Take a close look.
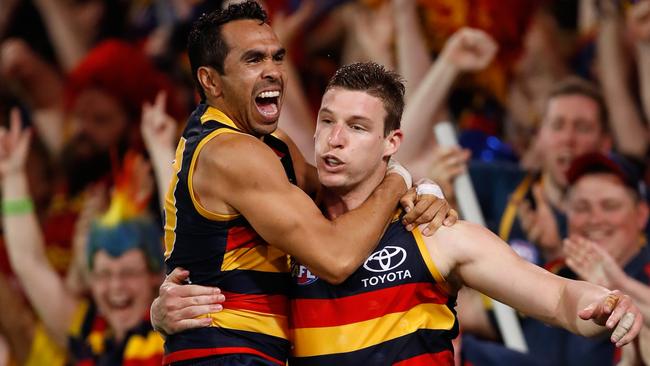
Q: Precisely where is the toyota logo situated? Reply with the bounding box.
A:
[363,246,407,273]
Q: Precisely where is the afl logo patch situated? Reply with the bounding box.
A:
[291,261,318,285]
[363,246,407,273]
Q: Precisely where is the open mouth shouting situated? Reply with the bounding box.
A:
[255,90,281,121]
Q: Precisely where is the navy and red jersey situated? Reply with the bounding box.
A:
[289,212,459,366]
[163,104,295,365]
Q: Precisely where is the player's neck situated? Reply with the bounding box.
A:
[321,174,384,220]
[321,188,373,220]
[208,99,258,137]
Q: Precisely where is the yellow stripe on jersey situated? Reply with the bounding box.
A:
[187,128,245,221]
[292,303,455,357]
[200,106,240,130]
[164,137,186,257]
[413,229,451,294]
[222,245,290,273]
[123,332,165,359]
[197,308,289,340]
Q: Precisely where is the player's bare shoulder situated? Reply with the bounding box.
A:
[197,132,279,178]
[191,131,286,215]
[423,221,495,275]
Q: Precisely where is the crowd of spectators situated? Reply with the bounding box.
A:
[0,0,648,365]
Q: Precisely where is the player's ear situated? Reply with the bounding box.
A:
[197,66,223,98]
[383,129,403,158]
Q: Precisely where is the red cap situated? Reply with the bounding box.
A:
[567,152,646,199]
[65,39,186,123]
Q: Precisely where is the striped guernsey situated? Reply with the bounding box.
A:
[289,212,459,366]
[162,104,295,365]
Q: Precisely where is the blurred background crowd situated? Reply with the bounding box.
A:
[0,0,649,365]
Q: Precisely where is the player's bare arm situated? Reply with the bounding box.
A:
[426,221,643,347]
[193,132,406,284]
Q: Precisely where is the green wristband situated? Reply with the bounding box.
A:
[2,198,34,215]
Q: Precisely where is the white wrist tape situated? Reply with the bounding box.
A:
[416,183,445,199]
[387,159,412,189]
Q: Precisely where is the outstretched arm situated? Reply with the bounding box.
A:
[428,221,643,346]
[0,109,78,347]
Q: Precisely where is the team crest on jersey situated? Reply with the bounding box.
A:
[291,259,318,285]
